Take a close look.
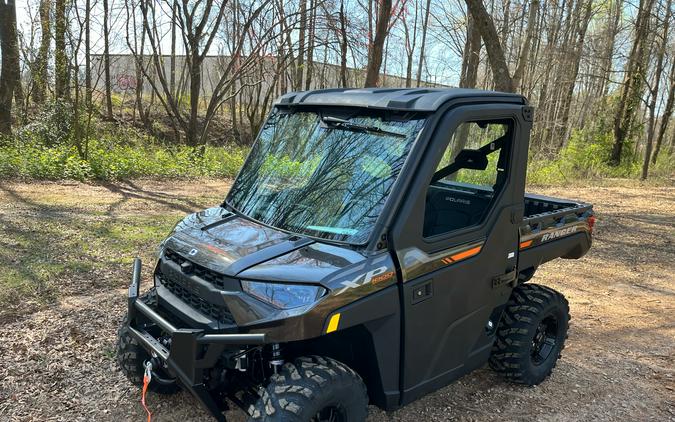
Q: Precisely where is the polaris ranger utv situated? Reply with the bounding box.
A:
[117,88,594,421]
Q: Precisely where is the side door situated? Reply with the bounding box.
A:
[391,104,531,403]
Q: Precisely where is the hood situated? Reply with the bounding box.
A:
[164,207,366,284]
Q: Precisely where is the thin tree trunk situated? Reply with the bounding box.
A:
[103,0,113,119]
[364,0,393,87]
[511,0,539,90]
[85,0,92,106]
[304,0,316,90]
[415,0,432,87]
[170,1,177,96]
[339,0,348,87]
[55,0,69,100]
[296,0,307,90]
[459,12,481,88]
[34,0,51,104]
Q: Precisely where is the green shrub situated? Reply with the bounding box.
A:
[525,128,672,185]
[0,138,247,181]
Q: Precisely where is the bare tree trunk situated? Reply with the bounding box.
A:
[459,12,481,88]
[402,6,418,88]
[85,0,92,106]
[465,0,514,92]
[339,0,348,87]
[103,0,113,119]
[55,0,69,100]
[296,0,307,90]
[34,0,51,104]
[170,1,177,96]
[610,0,656,165]
[557,0,593,148]
[511,0,539,90]
[364,0,393,87]
[641,0,671,179]
[652,59,675,164]
[415,0,432,87]
[0,0,20,135]
[304,0,316,90]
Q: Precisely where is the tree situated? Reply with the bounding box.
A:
[103,0,113,119]
[459,12,481,89]
[610,0,656,165]
[364,0,393,87]
[641,0,672,179]
[338,0,349,87]
[651,59,675,164]
[55,0,69,100]
[34,0,51,104]
[133,0,276,145]
[0,0,20,134]
[296,0,308,90]
[511,0,540,90]
[464,0,514,92]
[415,0,432,87]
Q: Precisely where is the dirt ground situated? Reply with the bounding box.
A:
[0,180,673,421]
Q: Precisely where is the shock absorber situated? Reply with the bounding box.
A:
[270,343,284,374]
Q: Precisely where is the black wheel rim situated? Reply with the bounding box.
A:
[312,405,346,422]
[531,314,558,365]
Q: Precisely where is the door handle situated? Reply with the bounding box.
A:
[412,280,433,304]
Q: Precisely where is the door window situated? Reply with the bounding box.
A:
[423,120,513,238]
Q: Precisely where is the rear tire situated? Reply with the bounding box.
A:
[248,356,368,422]
[489,283,570,385]
[116,290,181,395]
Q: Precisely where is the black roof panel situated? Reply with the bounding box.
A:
[274,87,526,111]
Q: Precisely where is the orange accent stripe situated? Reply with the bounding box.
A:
[449,245,482,262]
[519,240,533,249]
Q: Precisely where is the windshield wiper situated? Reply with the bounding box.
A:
[321,116,405,138]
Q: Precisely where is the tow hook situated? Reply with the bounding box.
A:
[141,361,153,421]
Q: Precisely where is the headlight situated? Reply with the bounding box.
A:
[241,280,326,309]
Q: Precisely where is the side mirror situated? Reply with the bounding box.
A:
[454,149,488,170]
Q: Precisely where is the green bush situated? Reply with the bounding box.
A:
[526,128,672,185]
[0,139,247,181]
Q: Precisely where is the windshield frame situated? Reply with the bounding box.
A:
[224,105,429,247]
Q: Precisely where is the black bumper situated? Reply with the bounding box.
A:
[126,258,266,421]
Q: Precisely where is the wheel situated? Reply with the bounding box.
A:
[248,356,368,422]
[116,289,181,395]
[489,283,570,385]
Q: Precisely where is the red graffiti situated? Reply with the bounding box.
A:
[117,74,137,91]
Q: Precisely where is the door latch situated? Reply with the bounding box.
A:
[412,280,433,304]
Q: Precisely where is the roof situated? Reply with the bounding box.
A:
[274,87,526,112]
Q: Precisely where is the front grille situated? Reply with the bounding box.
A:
[164,248,229,289]
[157,272,235,326]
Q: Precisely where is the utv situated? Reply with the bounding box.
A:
[117,88,594,421]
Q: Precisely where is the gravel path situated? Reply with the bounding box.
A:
[1,181,673,421]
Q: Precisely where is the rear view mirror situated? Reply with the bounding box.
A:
[454,149,488,170]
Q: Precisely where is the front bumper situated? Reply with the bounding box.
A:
[126,258,266,421]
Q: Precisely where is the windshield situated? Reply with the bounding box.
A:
[227,109,426,244]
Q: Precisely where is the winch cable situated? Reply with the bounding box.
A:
[141,361,153,422]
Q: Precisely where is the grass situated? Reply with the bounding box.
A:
[0,180,229,322]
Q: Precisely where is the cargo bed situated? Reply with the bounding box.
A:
[518,193,594,272]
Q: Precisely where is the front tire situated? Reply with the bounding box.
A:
[248,356,368,422]
[489,283,570,385]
